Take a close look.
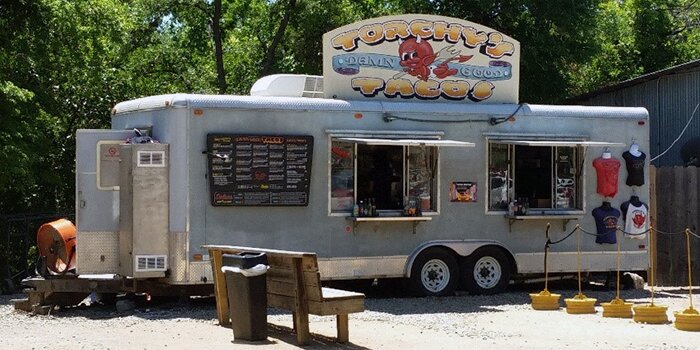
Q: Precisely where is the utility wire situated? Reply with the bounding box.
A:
[650,102,700,163]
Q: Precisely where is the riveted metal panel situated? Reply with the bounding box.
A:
[168,231,188,283]
[318,256,407,280]
[186,261,214,284]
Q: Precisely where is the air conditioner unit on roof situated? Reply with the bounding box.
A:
[250,74,324,98]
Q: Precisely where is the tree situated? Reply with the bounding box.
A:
[567,0,700,97]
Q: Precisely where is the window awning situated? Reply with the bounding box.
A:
[337,137,475,148]
[496,140,625,147]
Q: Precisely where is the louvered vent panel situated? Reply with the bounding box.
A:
[135,255,167,271]
[137,151,166,167]
[302,76,324,98]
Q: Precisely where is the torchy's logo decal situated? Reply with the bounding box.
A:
[325,17,519,102]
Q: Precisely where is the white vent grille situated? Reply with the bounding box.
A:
[250,74,324,98]
[135,255,167,272]
[302,76,324,98]
[137,151,166,167]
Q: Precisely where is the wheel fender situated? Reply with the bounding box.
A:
[404,240,515,278]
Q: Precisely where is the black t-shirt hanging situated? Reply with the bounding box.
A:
[622,151,645,186]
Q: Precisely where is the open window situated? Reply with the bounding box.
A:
[487,138,623,214]
[330,136,473,215]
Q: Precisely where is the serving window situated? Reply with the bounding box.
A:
[487,140,584,213]
[330,136,473,214]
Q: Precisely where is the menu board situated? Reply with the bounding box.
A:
[208,134,314,206]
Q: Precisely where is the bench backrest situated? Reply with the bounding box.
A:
[208,246,324,308]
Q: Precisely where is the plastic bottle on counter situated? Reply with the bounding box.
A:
[508,200,515,216]
[353,202,359,217]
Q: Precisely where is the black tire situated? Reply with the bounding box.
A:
[409,247,459,297]
[462,246,511,295]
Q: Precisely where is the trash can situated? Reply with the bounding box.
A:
[222,252,269,341]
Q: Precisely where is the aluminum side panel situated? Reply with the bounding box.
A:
[515,251,649,273]
[76,129,133,233]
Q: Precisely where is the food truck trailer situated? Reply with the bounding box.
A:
[67,15,651,297]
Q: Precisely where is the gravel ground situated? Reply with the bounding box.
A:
[3,282,700,349]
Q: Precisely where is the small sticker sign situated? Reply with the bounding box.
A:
[450,182,477,202]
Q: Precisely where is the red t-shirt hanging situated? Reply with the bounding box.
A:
[593,157,621,197]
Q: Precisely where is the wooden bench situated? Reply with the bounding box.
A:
[205,245,365,345]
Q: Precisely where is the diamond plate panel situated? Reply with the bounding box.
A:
[168,231,188,283]
[318,256,407,280]
[188,261,214,284]
[76,232,119,274]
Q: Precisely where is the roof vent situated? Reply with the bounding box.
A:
[250,74,324,98]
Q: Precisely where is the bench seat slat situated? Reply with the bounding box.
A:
[309,298,365,316]
[321,287,365,300]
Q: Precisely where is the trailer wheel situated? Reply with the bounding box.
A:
[462,247,510,295]
[409,248,459,296]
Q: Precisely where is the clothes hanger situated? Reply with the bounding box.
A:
[629,138,641,156]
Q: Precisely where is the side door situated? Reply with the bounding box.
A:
[75,129,134,274]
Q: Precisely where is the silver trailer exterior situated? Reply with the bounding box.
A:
[76,94,649,295]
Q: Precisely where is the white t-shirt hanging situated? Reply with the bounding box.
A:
[624,203,648,239]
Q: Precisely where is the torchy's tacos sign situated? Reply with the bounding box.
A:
[322,15,520,103]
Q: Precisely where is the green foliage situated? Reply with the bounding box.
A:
[1,0,699,217]
[390,0,603,103]
[1,0,699,282]
[567,0,700,96]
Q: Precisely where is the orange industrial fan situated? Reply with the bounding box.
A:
[36,219,77,274]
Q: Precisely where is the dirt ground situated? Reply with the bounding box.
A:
[3,282,700,349]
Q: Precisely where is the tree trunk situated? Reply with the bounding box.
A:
[260,0,297,77]
[212,0,227,94]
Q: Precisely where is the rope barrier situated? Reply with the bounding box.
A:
[649,227,687,235]
[546,225,579,246]
[537,222,698,316]
[615,227,651,236]
[545,224,694,244]
[578,226,609,237]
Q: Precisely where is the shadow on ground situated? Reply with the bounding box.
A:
[261,324,371,350]
[3,278,695,319]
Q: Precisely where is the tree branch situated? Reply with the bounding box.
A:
[212,0,227,93]
[260,0,297,77]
